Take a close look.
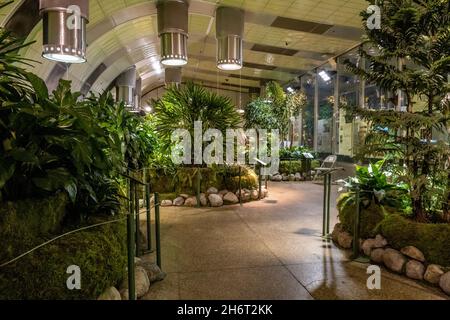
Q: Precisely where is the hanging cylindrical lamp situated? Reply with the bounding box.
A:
[165,67,182,86]
[39,0,89,64]
[157,0,189,67]
[216,7,245,71]
[116,66,137,110]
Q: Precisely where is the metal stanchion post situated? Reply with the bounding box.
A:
[127,180,136,300]
[239,166,243,206]
[155,193,162,269]
[258,165,262,200]
[196,169,201,208]
[352,185,361,258]
[326,173,332,235]
[145,183,152,252]
[134,181,140,257]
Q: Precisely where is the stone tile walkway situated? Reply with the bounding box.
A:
[142,182,448,300]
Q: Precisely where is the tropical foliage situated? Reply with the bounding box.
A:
[342,0,450,221]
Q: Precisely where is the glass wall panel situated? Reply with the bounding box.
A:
[301,74,315,149]
[317,71,335,153]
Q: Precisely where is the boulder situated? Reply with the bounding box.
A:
[250,190,259,200]
[180,194,190,199]
[262,188,269,198]
[139,262,167,283]
[223,192,239,205]
[121,266,150,298]
[383,249,407,274]
[331,223,344,244]
[218,190,229,198]
[206,187,219,195]
[98,287,121,300]
[236,190,251,202]
[337,231,353,249]
[184,196,198,207]
[362,239,376,256]
[288,174,296,181]
[405,260,425,280]
[439,272,450,295]
[424,264,444,285]
[119,289,129,300]
[208,194,223,207]
[370,248,385,264]
[282,175,289,181]
[401,246,425,262]
[173,197,185,206]
[161,200,173,207]
[373,234,388,248]
[295,173,302,181]
[271,175,283,182]
[199,193,208,207]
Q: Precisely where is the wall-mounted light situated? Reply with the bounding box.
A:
[157,0,189,67]
[287,87,295,93]
[39,0,89,64]
[216,7,245,71]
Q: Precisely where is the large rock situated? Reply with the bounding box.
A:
[173,197,185,206]
[161,200,173,207]
[288,174,296,181]
[136,260,167,283]
[218,190,229,198]
[199,193,208,207]
[282,175,289,181]
[401,246,425,262]
[362,239,376,256]
[271,175,282,182]
[184,196,198,207]
[373,234,388,248]
[424,264,444,285]
[250,190,259,200]
[122,266,151,298]
[439,272,450,295]
[405,260,425,280]
[337,231,353,249]
[180,194,190,199]
[331,223,344,244]
[262,188,269,198]
[383,249,407,274]
[236,190,251,202]
[206,187,219,195]
[119,289,129,300]
[295,173,302,181]
[98,287,121,300]
[208,194,223,207]
[223,192,239,205]
[370,248,385,264]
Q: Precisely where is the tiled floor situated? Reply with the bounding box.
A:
[141,182,448,300]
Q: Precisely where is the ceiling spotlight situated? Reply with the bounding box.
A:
[216,7,245,71]
[319,70,331,82]
[39,0,89,64]
[144,105,153,113]
[237,109,245,114]
[287,87,295,93]
[157,0,189,67]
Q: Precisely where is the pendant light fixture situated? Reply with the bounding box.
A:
[157,0,189,67]
[165,67,182,86]
[116,66,137,111]
[216,7,245,71]
[39,0,89,64]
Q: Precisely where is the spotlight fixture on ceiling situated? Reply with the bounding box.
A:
[318,70,331,82]
[216,7,245,71]
[116,66,137,111]
[39,0,89,64]
[287,87,295,93]
[157,0,189,67]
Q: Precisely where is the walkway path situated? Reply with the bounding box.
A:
[143,182,447,300]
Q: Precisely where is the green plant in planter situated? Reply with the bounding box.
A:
[338,159,412,215]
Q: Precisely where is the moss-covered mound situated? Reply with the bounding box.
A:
[0,217,127,300]
[378,214,450,266]
[337,193,387,239]
[0,193,68,262]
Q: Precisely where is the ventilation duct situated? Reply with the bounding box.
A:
[216,7,244,71]
[116,67,137,111]
[165,67,182,86]
[157,0,189,67]
[39,0,89,64]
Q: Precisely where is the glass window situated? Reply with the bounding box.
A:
[301,75,315,149]
[317,70,335,153]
